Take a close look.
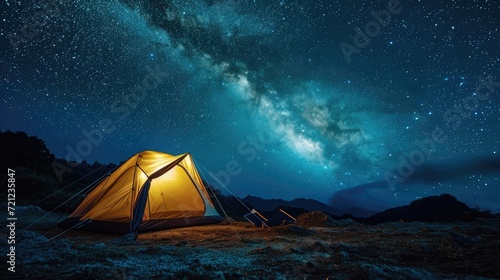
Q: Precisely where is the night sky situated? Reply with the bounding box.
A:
[1,0,499,212]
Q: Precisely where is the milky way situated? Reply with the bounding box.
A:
[1,0,499,211]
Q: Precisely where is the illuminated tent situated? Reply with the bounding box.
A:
[59,151,223,234]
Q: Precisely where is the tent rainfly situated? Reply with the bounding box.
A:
[59,151,223,234]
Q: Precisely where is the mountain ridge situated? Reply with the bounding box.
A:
[242,195,377,217]
[355,193,493,225]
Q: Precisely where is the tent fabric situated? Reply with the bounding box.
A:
[59,151,223,234]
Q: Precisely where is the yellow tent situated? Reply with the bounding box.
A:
[59,151,222,234]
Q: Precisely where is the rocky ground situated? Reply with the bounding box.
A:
[2,207,500,279]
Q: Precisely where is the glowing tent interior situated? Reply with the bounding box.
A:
[59,151,223,234]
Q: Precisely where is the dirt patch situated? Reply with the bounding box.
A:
[296,211,335,227]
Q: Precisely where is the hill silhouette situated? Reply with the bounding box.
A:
[356,194,492,225]
[0,131,59,201]
[242,195,376,217]
[0,130,115,210]
[242,195,341,215]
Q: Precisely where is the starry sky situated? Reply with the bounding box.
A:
[1,0,499,212]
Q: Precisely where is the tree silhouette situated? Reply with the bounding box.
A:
[0,131,57,200]
[0,130,55,174]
